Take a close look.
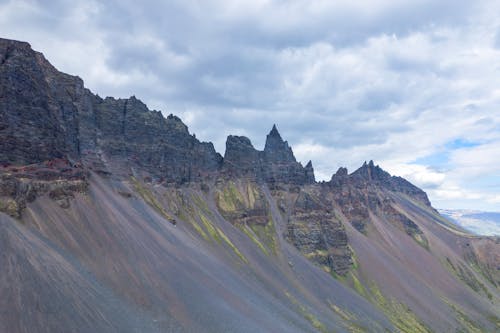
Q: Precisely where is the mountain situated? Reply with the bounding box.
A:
[439,209,500,236]
[1,37,499,333]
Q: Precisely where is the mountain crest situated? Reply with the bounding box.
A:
[222,129,315,184]
[268,124,281,138]
[264,125,296,163]
[331,160,431,206]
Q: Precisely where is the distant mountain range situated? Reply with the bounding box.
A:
[439,209,500,236]
[1,37,499,333]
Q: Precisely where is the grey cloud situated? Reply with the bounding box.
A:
[357,89,403,111]
[495,29,500,49]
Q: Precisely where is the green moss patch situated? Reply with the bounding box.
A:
[442,298,485,333]
[239,225,269,255]
[284,291,328,333]
[248,217,278,255]
[327,300,368,333]
[131,177,175,223]
[370,283,432,333]
[445,257,493,300]
[216,181,246,213]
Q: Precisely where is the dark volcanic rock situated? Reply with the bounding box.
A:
[0,39,69,164]
[263,124,295,162]
[92,95,223,183]
[0,160,88,218]
[215,181,270,226]
[0,38,222,184]
[304,160,315,183]
[223,136,262,179]
[350,160,431,206]
[262,125,315,185]
[222,125,315,185]
[285,190,353,275]
[327,161,430,243]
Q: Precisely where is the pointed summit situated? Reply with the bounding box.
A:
[304,160,315,183]
[352,160,391,183]
[264,124,295,162]
[269,124,282,139]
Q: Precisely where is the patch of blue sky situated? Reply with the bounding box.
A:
[413,152,449,169]
[444,138,481,150]
[413,138,481,169]
[464,175,500,189]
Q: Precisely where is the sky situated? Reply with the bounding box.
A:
[1,0,500,211]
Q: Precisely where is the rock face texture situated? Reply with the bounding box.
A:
[0,38,313,186]
[222,125,315,185]
[0,157,88,218]
[327,160,431,237]
[0,38,222,183]
[350,160,431,206]
[285,189,353,275]
[0,39,70,163]
[215,180,270,226]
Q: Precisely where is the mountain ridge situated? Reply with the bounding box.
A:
[1,37,499,333]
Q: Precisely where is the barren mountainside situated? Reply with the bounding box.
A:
[0,37,499,333]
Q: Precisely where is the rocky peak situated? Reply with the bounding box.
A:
[225,135,256,153]
[333,160,431,206]
[333,167,348,178]
[223,136,260,175]
[166,113,189,133]
[351,160,391,182]
[264,125,296,163]
[304,160,315,183]
[268,124,281,139]
[221,128,315,184]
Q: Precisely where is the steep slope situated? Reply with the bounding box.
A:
[1,37,499,333]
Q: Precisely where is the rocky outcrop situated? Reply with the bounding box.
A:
[222,125,315,185]
[0,39,70,164]
[0,38,222,184]
[285,189,353,275]
[350,160,431,206]
[215,181,269,226]
[92,96,223,183]
[0,159,88,218]
[222,136,262,179]
[262,125,315,185]
[327,161,428,248]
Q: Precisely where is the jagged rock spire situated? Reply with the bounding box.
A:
[264,124,295,162]
[268,124,282,139]
[304,160,315,183]
[221,125,315,184]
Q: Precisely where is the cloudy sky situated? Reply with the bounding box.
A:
[1,0,500,210]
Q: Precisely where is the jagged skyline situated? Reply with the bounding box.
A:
[1,0,499,210]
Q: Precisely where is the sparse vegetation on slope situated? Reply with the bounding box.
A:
[369,283,433,333]
[285,291,329,333]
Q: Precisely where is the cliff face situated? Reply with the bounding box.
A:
[0,38,222,183]
[0,39,70,163]
[0,38,317,186]
[1,38,499,333]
